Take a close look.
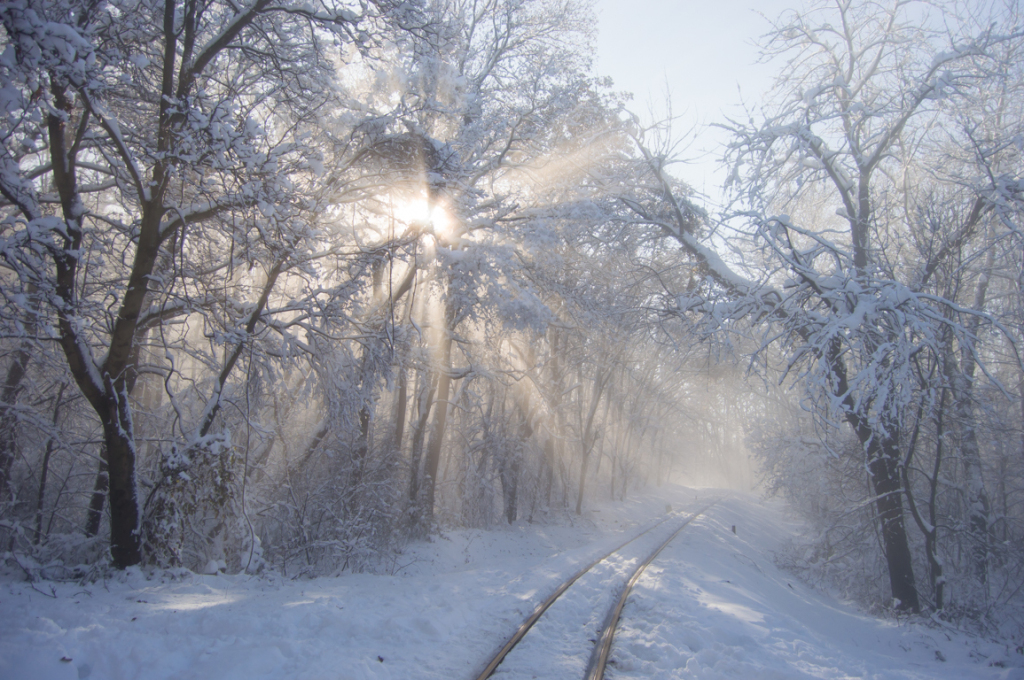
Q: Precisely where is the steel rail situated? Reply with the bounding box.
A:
[472,501,714,680]
[583,503,714,680]
[471,512,677,680]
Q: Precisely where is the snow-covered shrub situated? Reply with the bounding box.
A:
[256,430,403,577]
[753,399,1024,635]
[751,414,893,607]
[142,435,259,574]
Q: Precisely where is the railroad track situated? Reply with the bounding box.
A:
[472,501,716,680]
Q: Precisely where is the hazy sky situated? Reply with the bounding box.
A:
[594,0,797,207]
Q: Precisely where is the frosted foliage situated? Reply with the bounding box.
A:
[621,0,1024,622]
[0,0,694,584]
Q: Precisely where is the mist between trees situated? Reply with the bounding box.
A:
[1,0,1023,631]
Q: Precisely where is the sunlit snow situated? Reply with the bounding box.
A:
[2,486,1018,680]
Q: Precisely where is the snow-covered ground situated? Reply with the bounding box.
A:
[2,485,1021,680]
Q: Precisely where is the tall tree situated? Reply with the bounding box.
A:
[622,0,1024,612]
[0,0,403,567]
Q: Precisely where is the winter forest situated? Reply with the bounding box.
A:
[2,0,1024,643]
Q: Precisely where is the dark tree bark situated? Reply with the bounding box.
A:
[831,341,920,613]
[904,387,947,610]
[0,0,352,568]
[33,383,67,544]
[866,441,920,612]
[0,331,33,501]
[500,456,519,524]
[352,405,371,489]
[83,449,109,539]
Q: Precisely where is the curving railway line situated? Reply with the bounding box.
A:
[472,501,717,680]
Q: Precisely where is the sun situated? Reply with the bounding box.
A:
[393,196,455,242]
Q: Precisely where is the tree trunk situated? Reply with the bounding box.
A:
[99,391,143,568]
[351,405,371,489]
[844,412,920,612]
[608,453,615,501]
[422,330,453,522]
[543,435,555,508]
[501,393,535,525]
[500,456,519,524]
[948,368,991,584]
[865,440,919,612]
[575,449,591,516]
[575,369,609,515]
[84,449,109,539]
[34,384,66,544]
[394,368,408,453]
[827,338,920,612]
[88,334,163,536]
[407,372,436,506]
[903,386,948,610]
[936,239,995,585]
[0,331,33,501]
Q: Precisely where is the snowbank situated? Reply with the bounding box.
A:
[1,486,1020,680]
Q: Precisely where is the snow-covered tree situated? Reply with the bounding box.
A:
[627,0,1024,613]
[0,0,717,577]
[0,0,415,567]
